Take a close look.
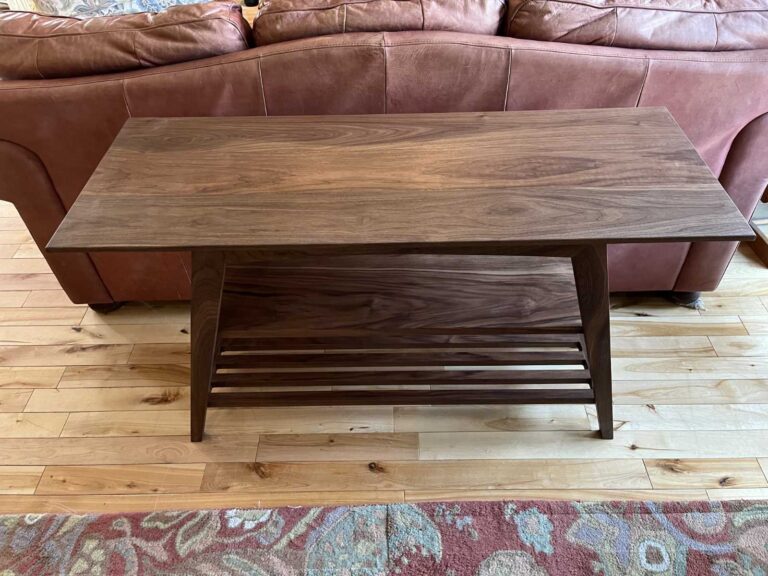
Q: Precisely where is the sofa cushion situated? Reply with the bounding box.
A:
[0,1,251,80]
[253,0,506,46]
[506,0,768,51]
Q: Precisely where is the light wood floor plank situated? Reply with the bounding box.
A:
[715,278,768,297]
[418,430,768,460]
[0,324,189,346]
[614,379,768,404]
[61,407,393,437]
[23,290,80,308]
[403,489,709,502]
[609,296,699,317]
[129,344,189,365]
[257,433,419,462]
[610,316,746,337]
[0,466,44,495]
[25,386,189,413]
[201,459,651,493]
[36,464,206,495]
[0,413,68,438]
[587,404,768,431]
[700,297,768,315]
[0,344,133,367]
[741,316,768,335]
[59,364,189,388]
[613,357,768,380]
[0,435,260,465]
[0,390,31,412]
[0,291,30,308]
[710,336,768,357]
[0,273,60,291]
[12,244,43,259]
[611,336,715,357]
[758,458,768,481]
[644,459,767,489]
[0,231,33,245]
[706,488,768,500]
[0,307,86,326]
[0,246,20,258]
[82,302,190,325]
[0,366,63,389]
[0,259,50,274]
[393,405,589,432]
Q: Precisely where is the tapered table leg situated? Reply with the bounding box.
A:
[572,243,613,439]
[190,251,225,442]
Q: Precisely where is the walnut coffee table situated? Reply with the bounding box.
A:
[48,109,753,442]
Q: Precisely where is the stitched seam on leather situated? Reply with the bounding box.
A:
[257,56,268,116]
[132,31,144,68]
[0,15,248,39]
[120,78,131,116]
[256,0,410,16]
[419,0,425,30]
[33,38,44,79]
[610,8,618,47]
[506,0,768,20]
[343,4,347,32]
[3,37,768,91]
[711,13,719,52]
[634,57,649,107]
[383,40,388,113]
[503,48,512,111]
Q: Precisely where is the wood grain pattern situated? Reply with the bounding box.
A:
[256,433,419,462]
[47,109,751,252]
[644,459,768,489]
[36,464,205,495]
[201,459,651,493]
[0,466,44,495]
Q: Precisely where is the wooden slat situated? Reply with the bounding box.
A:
[207,388,595,408]
[211,369,592,387]
[201,459,651,493]
[644,459,768,489]
[221,333,583,351]
[216,350,586,368]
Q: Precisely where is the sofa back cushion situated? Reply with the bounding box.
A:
[506,0,768,51]
[253,0,506,46]
[0,1,251,80]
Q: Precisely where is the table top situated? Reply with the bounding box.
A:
[47,108,753,253]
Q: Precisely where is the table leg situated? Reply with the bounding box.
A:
[572,243,613,439]
[190,251,225,442]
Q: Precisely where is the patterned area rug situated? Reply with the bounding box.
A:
[2,500,767,575]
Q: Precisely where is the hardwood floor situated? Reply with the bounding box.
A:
[2,200,768,512]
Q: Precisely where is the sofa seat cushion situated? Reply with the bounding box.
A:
[0,1,251,80]
[253,0,506,46]
[506,0,768,51]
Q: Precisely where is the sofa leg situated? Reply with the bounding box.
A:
[88,302,125,314]
[666,291,704,310]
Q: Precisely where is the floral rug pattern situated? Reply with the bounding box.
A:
[1,500,767,575]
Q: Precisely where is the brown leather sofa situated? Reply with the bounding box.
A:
[1,0,767,305]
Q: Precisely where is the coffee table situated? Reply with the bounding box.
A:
[47,109,753,442]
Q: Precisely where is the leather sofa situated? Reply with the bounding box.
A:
[1,0,767,305]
